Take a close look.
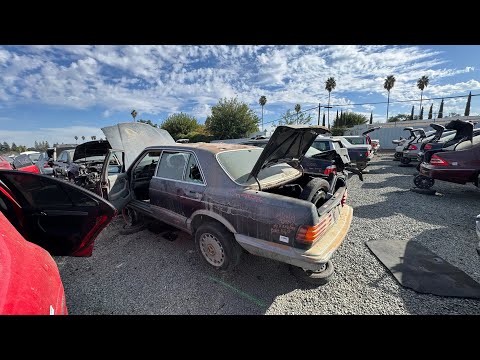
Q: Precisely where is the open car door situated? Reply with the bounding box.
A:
[0,170,116,257]
[99,150,132,211]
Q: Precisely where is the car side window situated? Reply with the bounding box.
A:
[312,141,329,152]
[185,154,204,184]
[59,151,67,162]
[157,152,189,181]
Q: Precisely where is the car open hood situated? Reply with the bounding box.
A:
[101,122,175,169]
[445,119,474,142]
[247,125,330,181]
[73,140,111,162]
[362,126,381,135]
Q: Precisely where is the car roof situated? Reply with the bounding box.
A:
[144,142,256,155]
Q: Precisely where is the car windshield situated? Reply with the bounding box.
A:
[27,153,41,162]
[344,137,365,145]
[217,148,296,185]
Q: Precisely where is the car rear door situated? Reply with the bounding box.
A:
[0,170,116,256]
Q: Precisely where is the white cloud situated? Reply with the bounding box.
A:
[0,45,478,122]
[1,126,104,147]
[362,104,375,111]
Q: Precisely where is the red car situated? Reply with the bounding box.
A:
[415,140,480,189]
[11,154,40,174]
[0,170,116,314]
[0,155,13,170]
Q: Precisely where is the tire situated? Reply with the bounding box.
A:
[120,206,146,235]
[195,221,242,271]
[299,178,329,209]
[394,152,402,161]
[289,260,334,286]
[357,162,367,171]
[400,157,411,165]
[413,175,435,189]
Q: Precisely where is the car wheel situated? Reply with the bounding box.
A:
[195,222,242,271]
[299,178,329,209]
[120,206,146,235]
[400,157,411,165]
[289,261,334,286]
[394,152,402,161]
[414,174,435,189]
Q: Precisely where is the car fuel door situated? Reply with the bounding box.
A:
[100,150,131,211]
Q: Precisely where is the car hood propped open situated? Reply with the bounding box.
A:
[73,140,111,162]
[445,119,474,142]
[247,125,330,181]
[101,122,175,169]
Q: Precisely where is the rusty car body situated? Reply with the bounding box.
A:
[100,125,353,285]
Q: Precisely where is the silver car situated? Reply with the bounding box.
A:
[35,151,54,175]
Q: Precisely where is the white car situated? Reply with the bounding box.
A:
[20,151,41,163]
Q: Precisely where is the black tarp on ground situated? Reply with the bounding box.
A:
[366,239,480,299]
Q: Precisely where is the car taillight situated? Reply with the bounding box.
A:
[430,154,450,166]
[365,151,370,156]
[324,165,337,175]
[424,144,433,150]
[296,216,332,245]
[407,144,418,150]
[341,190,348,207]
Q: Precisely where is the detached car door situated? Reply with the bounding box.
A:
[0,170,116,256]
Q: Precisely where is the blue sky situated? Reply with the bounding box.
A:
[1,45,479,146]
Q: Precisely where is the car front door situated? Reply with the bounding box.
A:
[100,150,132,210]
[0,170,116,256]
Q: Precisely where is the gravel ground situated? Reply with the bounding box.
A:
[55,153,480,314]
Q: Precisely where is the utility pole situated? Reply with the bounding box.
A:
[317,103,321,125]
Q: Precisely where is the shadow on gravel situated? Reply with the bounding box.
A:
[58,218,318,315]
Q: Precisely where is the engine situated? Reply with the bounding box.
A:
[75,163,103,190]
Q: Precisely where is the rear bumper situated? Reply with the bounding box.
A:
[403,150,420,160]
[235,205,353,271]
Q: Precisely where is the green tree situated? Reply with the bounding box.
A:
[138,119,158,128]
[419,106,424,120]
[322,113,326,127]
[279,109,312,125]
[417,75,429,117]
[325,77,336,127]
[91,136,97,140]
[81,136,85,142]
[2,142,10,152]
[205,97,259,139]
[74,136,78,144]
[340,112,368,127]
[410,105,415,120]
[369,112,373,124]
[11,143,18,152]
[384,75,396,121]
[438,99,444,118]
[464,91,472,116]
[428,104,433,119]
[387,114,410,122]
[294,103,301,123]
[259,96,267,131]
[160,112,200,140]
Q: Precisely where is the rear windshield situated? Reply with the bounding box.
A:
[344,137,365,145]
[27,153,41,162]
[217,148,296,185]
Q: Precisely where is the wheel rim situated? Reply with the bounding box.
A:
[199,232,225,267]
[415,176,433,189]
[304,263,327,275]
[312,190,327,208]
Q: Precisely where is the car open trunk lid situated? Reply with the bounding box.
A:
[247,125,330,181]
[429,123,446,142]
[101,122,175,169]
[362,126,381,135]
[445,119,474,142]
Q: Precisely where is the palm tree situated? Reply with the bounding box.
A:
[384,75,396,121]
[259,96,267,131]
[417,75,430,118]
[131,109,138,122]
[325,77,336,127]
[81,136,85,142]
[91,136,97,141]
[294,104,301,124]
[74,136,78,144]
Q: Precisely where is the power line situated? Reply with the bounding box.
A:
[262,92,479,127]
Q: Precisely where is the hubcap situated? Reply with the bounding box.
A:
[199,233,225,267]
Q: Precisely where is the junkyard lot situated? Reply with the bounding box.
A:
[56,154,480,314]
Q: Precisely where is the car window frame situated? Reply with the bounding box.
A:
[153,150,207,186]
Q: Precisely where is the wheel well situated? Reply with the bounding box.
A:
[191,214,233,234]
